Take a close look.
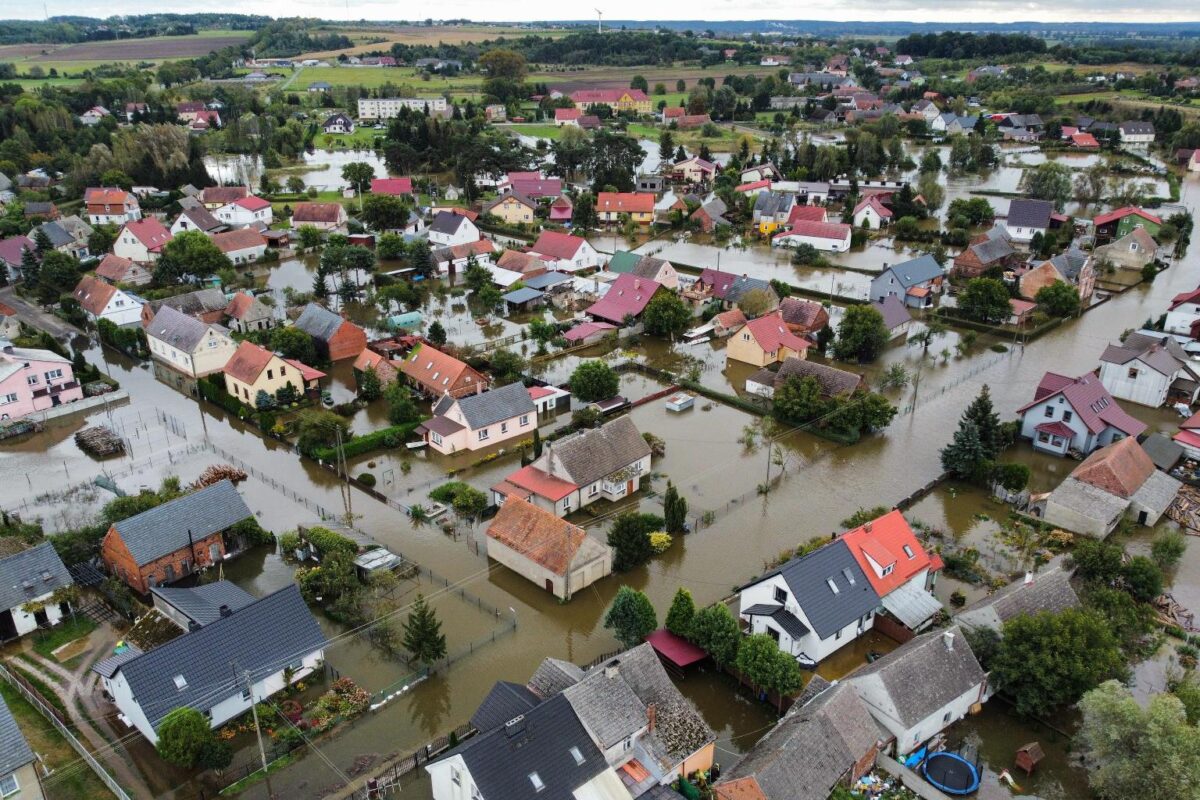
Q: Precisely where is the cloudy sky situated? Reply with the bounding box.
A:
[7,1,1200,23]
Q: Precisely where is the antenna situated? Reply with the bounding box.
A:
[595,9,603,34]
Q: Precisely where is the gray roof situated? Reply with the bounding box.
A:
[955,561,1078,633]
[150,581,256,626]
[429,210,468,235]
[470,681,540,732]
[1120,121,1155,135]
[1049,245,1090,282]
[631,256,670,280]
[0,694,36,777]
[848,626,984,728]
[1141,433,1184,470]
[176,205,223,232]
[523,271,572,290]
[969,227,1015,264]
[148,305,224,352]
[502,287,544,304]
[563,663,647,748]
[1101,332,1196,379]
[543,415,652,487]
[724,275,774,304]
[527,657,584,698]
[769,357,863,397]
[1007,198,1054,229]
[434,382,535,431]
[92,644,144,679]
[720,682,880,800]
[757,539,881,640]
[743,603,810,639]
[883,254,943,288]
[754,191,795,217]
[1131,469,1182,518]
[872,294,912,330]
[102,584,325,729]
[110,480,252,567]
[149,288,228,319]
[0,541,71,613]
[293,303,347,342]
[1046,476,1130,526]
[37,221,74,248]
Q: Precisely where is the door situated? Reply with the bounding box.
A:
[545,579,554,593]
[51,394,61,406]
[627,479,634,495]
[1138,510,1149,525]
[0,610,17,641]
[33,608,49,628]
[210,542,221,562]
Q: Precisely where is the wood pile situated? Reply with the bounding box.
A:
[190,463,248,489]
[74,425,124,456]
[1155,592,1199,633]
[1166,485,1200,535]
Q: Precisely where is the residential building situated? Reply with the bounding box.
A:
[683,269,777,311]
[711,308,748,338]
[0,304,18,341]
[869,255,944,308]
[848,626,987,755]
[549,196,573,223]
[199,186,249,209]
[80,105,109,125]
[670,156,717,186]
[352,348,399,392]
[0,236,34,283]
[482,193,538,226]
[727,311,812,367]
[72,275,144,327]
[427,211,480,247]
[113,218,172,263]
[84,187,141,225]
[94,584,325,745]
[554,107,581,125]
[1118,120,1155,144]
[485,497,612,600]
[357,96,448,120]
[150,581,256,631]
[563,321,617,346]
[852,195,893,229]
[569,89,652,113]
[223,341,323,405]
[754,191,797,235]
[771,220,852,252]
[400,342,488,399]
[1098,331,1200,407]
[607,253,679,289]
[35,218,90,260]
[0,542,73,641]
[214,195,273,228]
[585,273,662,325]
[1166,286,1200,337]
[212,228,268,265]
[419,382,536,454]
[224,291,274,333]
[170,205,225,237]
[529,231,602,272]
[738,539,881,667]
[146,306,235,379]
[597,192,655,225]
[1016,372,1146,456]
[955,561,1078,634]
[0,693,43,799]
[22,202,57,221]
[1018,245,1096,305]
[746,357,862,400]
[140,288,228,329]
[101,480,253,594]
[291,202,348,233]
[778,297,829,336]
[370,177,413,197]
[1004,198,1054,243]
[873,295,914,340]
[432,239,498,276]
[322,112,355,134]
[838,510,942,633]
[952,227,1016,278]
[292,303,367,361]
[500,172,562,199]
[1093,228,1158,271]
[1093,206,1161,243]
[691,197,731,232]
[491,416,652,515]
[94,253,152,287]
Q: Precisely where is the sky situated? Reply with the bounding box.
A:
[6,1,1200,24]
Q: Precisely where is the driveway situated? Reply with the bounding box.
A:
[0,287,81,341]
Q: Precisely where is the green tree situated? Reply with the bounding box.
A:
[663,481,688,534]
[689,603,740,667]
[409,239,433,277]
[1026,161,1073,209]
[604,585,657,648]
[490,349,527,385]
[737,288,776,318]
[154,230,232,285]
[36,251,79,304]
[157,707,220,769]
[992,609,1127,716]
[464,259,491,292]
[607,512,664,571]
[642,292,692,338]
[479,49,528,103]
[961,384,1005,459]
[532,428,543,459]
[296,409,351,457]
[296,225,323,251]
[359,193,410,231]
[359,366,383,401]
[384,381,420,425]
[426,320,447,346]
[736,633,804,709]
[1078,680,1200,800]
[832,305,889,362]
[1035,281,1080,317]
[1120,556,1163,603]
[665,587,696,637]
[940,420,991,483]
[287,175,306,194]
[402,593,448,666]
[377,232,405,260]
[630,74,649,92]
[1151,529,1187,569]
[570,360,619,402]
[958,277,1012,324]
[341,161,376,191]
[270,327,318,364]
[773,375,829,424]
[88,223,118,255]
[1072,539,1125,584]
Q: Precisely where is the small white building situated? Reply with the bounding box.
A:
[528,231,602,273]
[852,196,893,229]
[1004,198,1054,244]
[1016,372,1146,456]
[427,211,480,247]
[771,220,852,252]
[212,228,268,265]
[214,196,273,228]
[1098,332,1200,408]
[1118,121,1155,145]
[1165,287,1200,337]
[84,187,141,226]
[322,112,355,134]
[0,542,74,642]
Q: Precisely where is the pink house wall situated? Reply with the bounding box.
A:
[0,356,84,421]
[428,412,535,454]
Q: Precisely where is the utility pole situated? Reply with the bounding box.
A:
[244,669,276,799]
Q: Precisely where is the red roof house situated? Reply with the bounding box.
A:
[586,273,663,324]
[838,509,943,630]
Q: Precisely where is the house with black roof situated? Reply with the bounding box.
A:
[737,539,882,667]
[869,254,945,309]
[420,382,537,455]
[1004,198,1055,243]
[0,542,74,642]
[150,580,257,631]
[292,302,367,361]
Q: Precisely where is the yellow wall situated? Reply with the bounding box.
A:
[726,329,774,366]
[490,197,536,225]
[224,354,302,403]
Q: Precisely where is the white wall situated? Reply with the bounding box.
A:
[738,575,874,664]
[93,292,143,327]
[8,592,65,638]
[858,680,983,755]
[1098,359,1170,407]
[427,754,479,800]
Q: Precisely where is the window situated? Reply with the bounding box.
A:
[26,375,37,385]
[588,483,599,497]
[267,369,274,380]
[478,429,490,441]
[173,674,188,690]
[881,564,893,576]
[1128,367,1140,379]
[774,586,787,604]
[943,711,952,723]
[1062,410,1073,423]
[826,578,839,594]
[0,394,14,405]
[451,767,462,786]
[902,545,915,559]
[208,338,219,349]
[431,432,443,445]
[842,567,856,585]
[1043,406,1054,418]
[241,687,252,702]
[569,746,585,765]
[0,773,18,797]
[500,422,508,434]
[520,414,529,426]
[529,772,545,792]
[835,628,842,640]
[45,369,62,380]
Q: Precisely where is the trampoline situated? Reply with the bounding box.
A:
[922,751,981,795]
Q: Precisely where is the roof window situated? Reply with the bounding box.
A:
[842,568,855,585]
[529,772,545,792]
[826,578,840,594]
[902,544,915,559]
[569,746,585,765]
[173,674,188,690]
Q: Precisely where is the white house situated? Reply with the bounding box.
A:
[771,220,853,252]
[838,510,943,633]
[1118,120,1155,145]
[322,112,355,134]
[528,231,602,272]
[853,195,893,229]
[0,542,74,642]
[170,206,225,237]
[84,187,141,226]
[72,275,144,327]
[93,585,325,745]
[113,218,172,263]
[1016,372,1147,456]
[1166,286,1200,336]
[1099,332,1200,407]
[427,211,480,247]
[146,306,237,379]
[214,196,273,228]
[737,539,882,668]
[1004,198,1054,244]
[212,228,268,265]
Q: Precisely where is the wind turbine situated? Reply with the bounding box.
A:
[595,9,603,34]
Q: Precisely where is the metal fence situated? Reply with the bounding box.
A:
[346,723,476,799]
[0,664,133,800]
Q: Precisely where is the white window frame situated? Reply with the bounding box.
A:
[0,772,19,797]
[1,393,17,405]
[520,414,530,426]
[478,429,490,441]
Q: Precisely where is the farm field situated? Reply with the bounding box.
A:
[279,65,480,96]
[295,24,572,60]
[531,63,773,93]
[0,29,251,73]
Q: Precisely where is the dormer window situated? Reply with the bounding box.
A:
[881,564,893,576]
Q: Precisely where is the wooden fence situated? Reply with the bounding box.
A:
[348,723,476,798]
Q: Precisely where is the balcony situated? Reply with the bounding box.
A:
[32,381,79,399]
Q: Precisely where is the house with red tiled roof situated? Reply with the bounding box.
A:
[1017,371,1146,457]
[214,195,273,228]
[549,195,573,223]
[596,192,655,225]
[1071,132,1100,149]
[838,509,942,633]
[569,89,651,113]
[1093,206,1162,243]
[113,218,172,263]
[712,308,748,338]
[772,220,853,252]
[778,297,829,337]
[223,341,323,405]
[554,107,582,126]
[585,273,663,325]
[223,291,274,333]
[785,205,828,226]
[291,202,348,233]
[528,231,601,272]
[726,311,812,367]
[852,195,893,229]
[735,178,773,196]
[352,348,399,392]
[211,229,267,264]
[485,497,611,600]
[94,254,152,287]
[84,187,141,226]
[370,177,414,196]
[399,342,488,399]
[72,275,144,327]
[198,186,249,210]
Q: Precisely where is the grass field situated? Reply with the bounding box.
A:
[314,126,388,149]
[280,65,479,96]
[0,29,252,75]
[295,24,571,60]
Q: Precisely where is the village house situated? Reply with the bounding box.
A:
[870,255,944,308]
[91,254,151,289]
[214,195,273,229]
[22,201,59,221]
[419,382,536,454]
[101,480,253,594]
[322,112,355,135]
[549,195,573,223]
[113,218,172,263]
[94,584,325,745]
[852,195,893,229]
[554,107,582,125]
[0,304,19,341]
[683,269,777,311]
[778,297,830,337]
[1093,206,1161,243]
[432,239,498,276]
[746,357,862,400]
[0,693,44,799]
[1119,120,1155,145]
[223,341,324,405]
[1018,246,1095,305]
[738,539,881,668]
[691,197,731,233]
[955,561,1079,634]
[727,311,812,367]
[352,347,399,392]
[772,220,853,252]
[563,321,617,347]
[491,416,652,516]
[483,192,538,226]
[150,581,256,631]
[711,308,748,338]
[670,156,717,187]
[597,192,655,226]
[292,303,368,362]
[427,210,480,247]
[952,227,1016,278]
[1016,371,1146,457]
[291,202,348,233]
[175,101,206,123]
[170,205,225,237]
[0,236,34,283]
[1093,227,1158,271]
[586,273,663,326]
[1166,286,1200,337]
[369,177,413,197]
[0,542,74,642]
[84,187,141,226]
[1004,198,1054,243]
[485,497,612,600]
[839,510,943,634]
[528,230,602,272]
[754,191,798,236]
[72,275,144,327]
[400,342,488,399]
[500,172,562,199]
[79,105,109,126]
[36,217,91,260]
[740,163,781,184]
[1098,331,1200,407]
[198,186,249,210]
[140,288,228,329]
[146,306,236,380]
[212,228,268,265]
[569,88,652,113]
[607,252,680,289]
[224,291,274,333]
[848,627,987,755]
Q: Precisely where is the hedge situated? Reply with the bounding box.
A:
[310,420,424,462]
[198,374,251,417]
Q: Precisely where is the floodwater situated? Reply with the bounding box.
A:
[205,149,389,192]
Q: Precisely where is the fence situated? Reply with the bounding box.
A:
[0,664,133,800]
[457,331,526,356]
[203,441,340,521]
[347,723,476,798]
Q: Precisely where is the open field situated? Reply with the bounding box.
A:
[279,65,478,95]
[0,29,252,73]
[532,63,773,93]
[295,24,572,60]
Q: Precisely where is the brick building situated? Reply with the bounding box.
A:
[291,303,368,361]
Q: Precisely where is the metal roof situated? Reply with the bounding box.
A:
[880,580,942,629]
[150,581,256,626]
[470,681,540,732]
[882,254,943,288]
[293,303,346,342]
[436,382,535,431]
[0,542,72,613]
[502,287,544,304]
[758,540,881,640]
[148,305,225,353]
[109,480,252,567]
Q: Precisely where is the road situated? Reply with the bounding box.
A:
[0,287,81,341]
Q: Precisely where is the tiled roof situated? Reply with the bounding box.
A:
[292,202,344,224]
[543,415,651,488]
[487,497,598,575]
[176,205,223,232]
[956,561,1078,632]
[563,321,617,342]
[496,249,549,274]
[484,192,536,213]
[854,194,893,218]
[554,108,581,121]
[502,464,579,502]
[839,509,934,597]
[1017,372,1145,438]
[470,680,540,732]
[400,342,482,395]
[0,695,35,777]
[0,236,34,267]
[150,580,256,626]
[73,274,118,316]
[756,539,880,640]
[109,480,252,566]
[429,210,471,235]
[1069,436,1154,498]
[123,218,172,251]
[531,231,587,261]
[743,313,812,354]
[222,341,273,384]
[775,220,852,242]
[597,192,655,214]
[293,303,348,342]
[147,305,224,352]
[233,195,271,211]
[1093,205,1161,228]
[84,187,130,206]
[768,357,861,397]
[148,288,228,319]
[436,382,535,430]
[508,176,562,198]
[0,541,72,614]
[224,291,269,321]
[723,275,774,304]
[370,177,413,195]
[778,298,828,330]
[570,88,650,103]
[212,228,266,254]
[526,658,584,698]
[586,273,662,324]
[1006,198,1054,229]
[199,186,248,205]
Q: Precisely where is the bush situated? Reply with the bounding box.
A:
[1151,529,1187,568]
[309,421,423,461]
[304,526,358,558]
[648,532,673,554]
[357,472,377,488]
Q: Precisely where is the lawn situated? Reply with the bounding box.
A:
[502,123,566,141]
[31,617,97,661]
[8,662,69,720]
[285,65,480,95]
[627,121,750,151]
[293,24,572,60]
[313,126,387,150]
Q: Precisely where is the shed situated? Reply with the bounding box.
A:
[645,628,708,672]
[1141,433,1184,471]
[386,311,423,331]
[665,392,695,412]
[1016,741,1044,775]
[501,286,545,313]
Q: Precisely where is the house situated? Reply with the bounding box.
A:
[94,584,325,745]
[150,581,256,630]
[427,210,480,247]
[0,542,73,642]
[554,107,582,126]
[0,236,34,282]
[1099,331,1200,407]
[93,253,151,287]
[170,205,225,237]
[212,228,267,265]
[224,291,274,333]
[776,298,827,338]
[485,497,611,600]
[870,255,944,308]
[549,196,573,223]
[175,101,206,122]
[715,681,881,800]
[72,275,143,327]
[585,273,662,326]
[198,186,249,210]
[113,218,172,263]
[848,626,987,755]
[955,561,1078,634]
[754,191,797,235]
[357,96,449,120]
[607,252,679,289]
[569,89,652,113]
[771,220,852,252]
[35,218,91,260]
[711,308,748,338]
[1018,245,1095,305]
[223,341,324,405]
[684,269,777,311]
[1093,228,1158,271]
[80,105,110,126]
[1005,298,1035,325]
[1166,286,1200,336]
[0,303,19,341]
[352,347,399,392]
[872,295,913,341]
[84,187,141,226]
[597,192,655,225]
[482,193,538,226]
[214,195,273,228]
[370,177,413,197]
[1093,206,1161,243]
[952,227,1015,278]
[563,321,617,346]
[746,357,862,400]
[1038,437,1181,537]
[670,156,717,186]
[322,113,355,134]
[1017,372,1146,456]
[740,163,780,184]
[529,231,602,272]
[22,202,58,221]
[691,197,732,233]
[291,202,348,233]
[0,692,44,799]
[189,110,221,132]
[761,55,791,66]
[853,195,893,229]
[501,172,563,199]
[432,239,498,276]
[146,306,236,379]
[101,480,253,594]
[1004,199,1054,243]
[738,539,881,667]
[419,382,536,454]
[839,510,942,633]
[727,312,812,367]
[491,416,652,515]
[140,288,229,329]
[307,81,332,92]
[292,303,368,361]
[527,384,572,416]
[1119,120,1155,144]
[400,342,488,399]
[0,342,83,420]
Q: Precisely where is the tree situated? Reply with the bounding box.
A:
[359,366,383,401]
[402,593,447,666]
[832,305,889,363]
[1072,539,1124,584]
[426,320,447,346]
[1120,556,1163,603]
[676,79,686,92]
[689,603,740,667]
[1025,161,1072,209]
[480,49,527,103]
[377,232,405,260]
[659,131,676,163]
[154,230,232,285]
[88,223,118,256]
[296,410,351,457]
[1151,529,1187,569]
[736,633,803,708]
[297,225,323,251]
[287,175,306,194]
[991,609,1127,716]
[1078,680,1200,800]
[341,161,375,192]
[642,292,692,338]
[409,239,432,277]
[940,420,991,483]
[359,193,410,231]
[663,481,688,534]
[270,327,318,364]
[958,277,1011,324]
[665,588,695,637]
[36,251,79,304]
[630,74,648,92]
[961,384,1005,459]
[878,363,910,391]
[737,288,776,318]
[157,707,220,768]
[384,381,420,425]
[570,360,619,402]
[1035,280,1080,317]
[607,512,663,571]
[603,586,657,649]
[490,349,527,385]
[773,375,828,424]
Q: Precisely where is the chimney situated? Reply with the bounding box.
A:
[1024,571,1034,585]
[188,620,202,632]
[943,631,955,652]
[646,703,656,733]
[219,604,232,618]
[864,521,872,533]
[604,662,620,679]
